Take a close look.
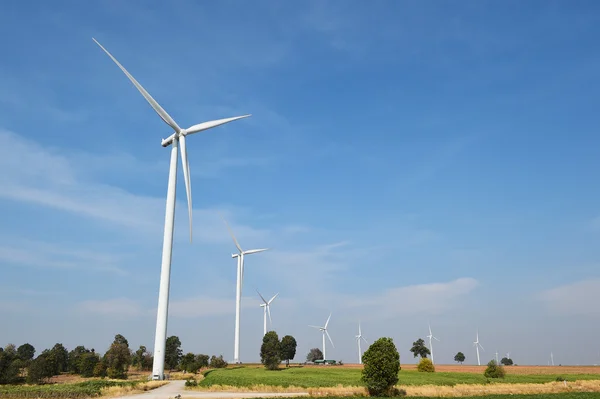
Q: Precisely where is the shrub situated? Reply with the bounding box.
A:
[185,378,198,387]
[361,337,400,397]
[209,355,228,368]
[417,358,435,372]
[484,359,506,379]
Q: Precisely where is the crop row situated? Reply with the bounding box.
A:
[0,380,139,398]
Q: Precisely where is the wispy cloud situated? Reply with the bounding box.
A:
[537,279,600,316]
[339,277,480,321]
[75,298,145,317]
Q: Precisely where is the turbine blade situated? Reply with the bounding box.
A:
[434,336,440,342]
[326,330,335,348]
[179,135,193,242]
[362,336,368,344]
[308,325,322,329]
[256,289,268,304]
[325,312,332,329]
[359,323,362,336]
[267,305,272,324]
[479,344,485,351]
[244,248,269,255]
[92,38,181,132]
[218,212,242,253]
[185,115,251,135]
[268,293,279,304]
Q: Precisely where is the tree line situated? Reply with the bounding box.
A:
[0,334,228,385]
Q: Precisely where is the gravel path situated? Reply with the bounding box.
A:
[111,381,309,399]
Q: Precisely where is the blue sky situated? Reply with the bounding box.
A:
[1,0,600,366]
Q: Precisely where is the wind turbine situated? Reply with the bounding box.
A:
[309,313,334,361]
[220,215,268,364]
[257,290,278,336]
[426,323,440,364]
[495,350,499,364]
[550,352,554,366]
[355,322,368,364]
[93,39,249,381]
[473,330,484,366]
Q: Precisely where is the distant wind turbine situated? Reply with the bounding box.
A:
[93,38,249,381]
[220,214,269,364]
[257,290,278,336]
[473,330,484,366]
[426,323,440,365]
[550,352,554,366]
[309,313,334,361]
[355,322,368,364]
[495,350,499,364]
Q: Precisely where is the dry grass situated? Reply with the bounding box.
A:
[101,380,168,397]
[188,384,308,393]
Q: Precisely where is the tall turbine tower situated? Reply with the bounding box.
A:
[355,322,368,364]
[426,323,440,365]
[221,215,268,364]
[93,39,249,380]
[473,330,484,366]
[309,313,334,361]
[257,290,278,336]
[551,352,554,366]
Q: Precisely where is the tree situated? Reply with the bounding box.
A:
[454,352,465,364]
[49,343,69,373]
[27,354,55,384]
[409,338,430,359]
[68,346,90,374]
[165,336,183,371]
[105,334,131,379]
[79,352,100,377]
[417,358,435,372]
[280,335,297,367]
[180,353,197,373]
[209,355,228,368]
[195,354,209,369]
[361,337,401,397]
[500,357,513,366]
[306,348,323,362]
[484,359,506,379]
[260,331,282,370]
[0,344,20,384]
[132,346,152,371]
[17,343,36,363]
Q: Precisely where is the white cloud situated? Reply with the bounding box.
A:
[537,279,600,315]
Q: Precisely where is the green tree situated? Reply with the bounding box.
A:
[209,355,228,368]
[454,352,465,364]
[49,343,69,373]
[0,344,20,384]
[165,336,182,371]
[280,335,297,367]
[79,352,100,377]
[68,346,90,374]
[484,359,506,378]
[105,334,131,379]
[409,338,430,359]
[361,337,401,397]
[260,331,281,370]
[306,348,323,362]
[180,353,197,373]
[132,346,152,371]
[500,357,513,366]
[17,343,36,363]
[195,354,209,369]
[417,358,435,372]
[27,354,55,384]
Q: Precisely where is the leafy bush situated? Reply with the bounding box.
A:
[361,337,401,397]
[417,358,435,372]
[484,359,506,379]
[209,355,228,369]
[185,378,198,387]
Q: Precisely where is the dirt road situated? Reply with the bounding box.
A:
[111,381,309,399]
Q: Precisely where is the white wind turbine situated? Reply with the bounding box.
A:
[550,352,554,366]
[426,323,440,365]
[495,350,499,364]
[355,322,368,364]
[309,313,334,361]
[257,290,278,336]
[473,330,484,366]
[220,215,268,364]
[93,39,249,381]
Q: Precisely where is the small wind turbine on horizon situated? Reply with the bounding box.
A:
[495,350,499,364]
[355,322,368,364]
[550,352,554,366]
[473,330,484,366]
[93,38,250,381]
[310,313,334,361]
[426,323,440,365]
[220,214,269,364]
[257,290,278,336]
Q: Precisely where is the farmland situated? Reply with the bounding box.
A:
[196,365,600,388]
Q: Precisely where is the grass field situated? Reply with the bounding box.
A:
[197,366,600,388]
[251,395,600,399]
[0,379,166,399]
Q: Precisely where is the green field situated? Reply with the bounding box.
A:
[252,395,600,399]
[0,380,141,399]
[199,366,600,388]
